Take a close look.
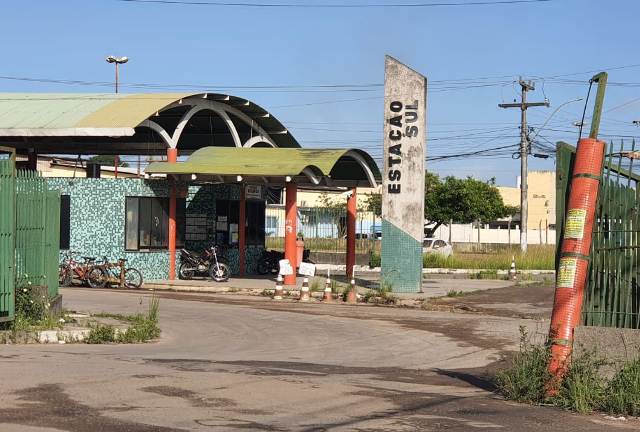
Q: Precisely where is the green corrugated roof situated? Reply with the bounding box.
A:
[146,147,381,186]
[0,93,193,136]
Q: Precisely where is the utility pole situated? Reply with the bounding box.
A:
[499,78,549,252]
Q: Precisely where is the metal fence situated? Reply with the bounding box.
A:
[265,205,380,255]
[0,157,60,321]
[15,170,61,299]
[557,140,640,328]
[0,156,15,321]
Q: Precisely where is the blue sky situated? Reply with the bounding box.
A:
[2,0,639,185]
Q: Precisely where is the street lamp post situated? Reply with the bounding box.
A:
[105,56,128,177]
[105,55,128,93]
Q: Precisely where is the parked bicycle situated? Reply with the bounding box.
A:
[91,257,143,289]
[58,251,104,288]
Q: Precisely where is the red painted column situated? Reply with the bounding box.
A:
[239,185,246,277]
[346,187,357,280]
[167,148,178,280]
[284,182,298,286]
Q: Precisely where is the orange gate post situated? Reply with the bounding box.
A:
[547,72,608,390]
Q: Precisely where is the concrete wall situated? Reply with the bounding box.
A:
[433,223,556,245]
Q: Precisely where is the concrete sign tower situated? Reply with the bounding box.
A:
[381,56,427,293]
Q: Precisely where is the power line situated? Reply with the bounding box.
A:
[116,0,555,8]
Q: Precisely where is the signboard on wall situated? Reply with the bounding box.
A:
[246,184,262,200]
[381,56,427,293]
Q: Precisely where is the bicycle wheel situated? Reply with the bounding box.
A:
[124,268,143,289]
[59,265,72,287]
[87,267,107,289]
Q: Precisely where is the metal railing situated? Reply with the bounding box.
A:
[265,205,380,256]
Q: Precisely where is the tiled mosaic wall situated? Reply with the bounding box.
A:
[46,178,265,280]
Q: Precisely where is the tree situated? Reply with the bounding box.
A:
[88,155,129,167]
[364,192,381,217]
[425,175,516,236]
[359,173,516,236]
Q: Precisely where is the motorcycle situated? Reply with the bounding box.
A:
[179,245,230,282]
[257,250,283,275]
[257,248,314,275]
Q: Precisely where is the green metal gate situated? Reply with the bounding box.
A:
[557,140,640,328]
[0,159,60,321]
[0,153,15,321]
[15,169,60,299]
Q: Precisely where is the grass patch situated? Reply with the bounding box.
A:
[445,290,466,298]
[602,357,640,416]
[495,327,551,404]
[87,296,160,344]
[310,279,322,292]
[424,245,554,270]
[495,327,640,416]
[369,245,554,270]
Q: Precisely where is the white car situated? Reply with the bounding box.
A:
[422,238,453,257]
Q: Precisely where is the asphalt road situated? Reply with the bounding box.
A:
[0,287,636,431]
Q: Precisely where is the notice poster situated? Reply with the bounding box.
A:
[557,257,578,288]
[564,209,587,240]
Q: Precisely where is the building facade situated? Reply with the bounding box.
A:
[47,177,267,280]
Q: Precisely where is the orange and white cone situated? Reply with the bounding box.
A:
[273,274,284,300]
[299,277,310,302]
[323,278,333,302]
[346,279,357,304]
[509,256,517,281]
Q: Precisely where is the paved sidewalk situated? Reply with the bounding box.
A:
[144,275,517,299]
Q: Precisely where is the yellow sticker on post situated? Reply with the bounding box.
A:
[557,257,578,288]
[564,209,587,239]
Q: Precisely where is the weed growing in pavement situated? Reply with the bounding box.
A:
[0,277,65,337]
[496,327,640,416]
[86,296,160,344]
[330,280,341,294]
[445,290,466,298]
[602,357,640,416]
[554,350,607,413]
[310,279,321,292]
[495,327,551,404]
[86,323,117,344]
[362,281,397,305]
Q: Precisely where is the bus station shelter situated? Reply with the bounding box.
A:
[0,93,380,284]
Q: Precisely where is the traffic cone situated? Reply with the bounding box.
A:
[323,278,333,302]
[346,279,357,304]
[509,256,517,281]
[299,277,310,302]
[273,274,284,300]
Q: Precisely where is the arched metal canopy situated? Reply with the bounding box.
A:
[0,93,300,154]
[146,147,381,188]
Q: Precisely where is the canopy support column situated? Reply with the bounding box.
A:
[27,148,37,171]
[346,187,357,280]
[167,148,178,280]
[284,183,298,286]
[239,185,246,277]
